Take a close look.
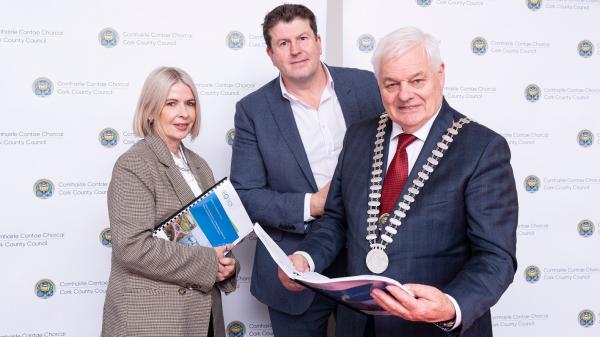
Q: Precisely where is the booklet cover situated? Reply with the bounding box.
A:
[153,178,253,247]
[252,223,414,315]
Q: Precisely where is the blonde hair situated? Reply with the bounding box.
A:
[133,66,201,138]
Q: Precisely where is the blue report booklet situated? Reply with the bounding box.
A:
[152,178,253,247]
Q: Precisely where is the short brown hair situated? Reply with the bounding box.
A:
[262,4,318,49]
[133,67,200,139]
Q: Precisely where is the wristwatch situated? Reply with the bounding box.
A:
[434,318,456,331]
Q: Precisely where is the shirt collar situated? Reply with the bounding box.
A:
[390,103,442,142]
[279,62,334,104]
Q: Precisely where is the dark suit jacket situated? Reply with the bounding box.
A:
[230,66,384,314]
[102,133,238,337]
[298,99,518,336]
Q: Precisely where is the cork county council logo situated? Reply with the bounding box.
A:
[527,0,542,11]
[524,175,540,193]
[578,309,595,327]
[226,128,235,146]
[227,321,245,337]
[525,84,541,102]
[34,179,55,199]
[357,34,376,53]
[32,77,53,97]
[226,31,245,50]
[578,220,595,238]
[99,28,118,48]
[35,279,55,299]
[524,265,541,283]
[99,128,119,147]
[416,0,432,7]
[100,227,112,247]
[471,37,488,56]
[577,129,594,147]
[578,40,594,58]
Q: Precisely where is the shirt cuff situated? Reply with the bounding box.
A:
[293,251,315,272]
[446,294,462,330]
[304,194,316,222]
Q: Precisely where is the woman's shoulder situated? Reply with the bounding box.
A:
[113,139,157,171]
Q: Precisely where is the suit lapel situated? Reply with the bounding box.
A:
[267,79,318,191]
[145,133,196,205]
[330,67,361,126]
[183,146,212,192]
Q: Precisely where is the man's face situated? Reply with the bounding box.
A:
[267,18,322,85]
[378,47,445,133]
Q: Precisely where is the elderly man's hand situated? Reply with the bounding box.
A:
[277,254,309,292]
[371,284,456,323]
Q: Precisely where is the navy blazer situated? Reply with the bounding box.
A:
[299,99,518,336]
[231,66,384,314]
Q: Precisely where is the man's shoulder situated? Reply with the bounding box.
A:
[237,77,279,107]
[329,66,376,83]
[446,104,507,148]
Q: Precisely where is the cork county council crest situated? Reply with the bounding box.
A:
[35,279,56,299]
[99,28,118,48]
[227,321,245,337]
[578,40,594,58]
[524,84,541,102]
[34,179,55,199]
[524,265,541,283]
[577,220,595,238]
[32,77,53,97]
[577,129,594,147]
[578,309,595,327]
[471,37,488,56]
[226,128,235,146]
[416,0,432,7]
[524,175,540,193]
[357,34,376,53]
[527,0,542,11]
[99,128,119,147]
[226,31,245,50]
[100,227,112,247]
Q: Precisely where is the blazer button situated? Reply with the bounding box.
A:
[178,287,187,295]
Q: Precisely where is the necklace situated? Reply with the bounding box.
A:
[365,113,471,274]
[174,144,191,172]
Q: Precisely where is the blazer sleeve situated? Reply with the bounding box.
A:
[108,153,219,293]
[443,135,518,333]
[230,100,307,234]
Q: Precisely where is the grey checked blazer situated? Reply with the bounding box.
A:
[102,133,238,337]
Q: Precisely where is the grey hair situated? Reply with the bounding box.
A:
[133,66,201,138]
[371,27,442,80]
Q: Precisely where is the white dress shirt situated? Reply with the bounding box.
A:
[279,64,346,222]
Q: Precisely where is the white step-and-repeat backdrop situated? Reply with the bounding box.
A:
[1,1,599,336]
[345,1,599,336]
[0,1,325,336]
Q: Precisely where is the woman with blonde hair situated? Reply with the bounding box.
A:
[102,66,238,337]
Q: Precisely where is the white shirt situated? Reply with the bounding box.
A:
[172,149,202,197]
[279,64,346,221]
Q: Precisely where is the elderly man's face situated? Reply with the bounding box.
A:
[378,47,444,133]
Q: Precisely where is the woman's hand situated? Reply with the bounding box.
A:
[214,244,236,282]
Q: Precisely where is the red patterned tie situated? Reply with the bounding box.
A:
[380,134,417,214]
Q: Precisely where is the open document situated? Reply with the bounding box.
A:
[253,223,414,315]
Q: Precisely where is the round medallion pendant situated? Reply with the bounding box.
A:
[366,248,389,274]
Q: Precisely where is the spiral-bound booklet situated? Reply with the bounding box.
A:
[152,177,253,247]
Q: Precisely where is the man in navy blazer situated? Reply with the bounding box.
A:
[280,27,518,336]
[230,4,383,337]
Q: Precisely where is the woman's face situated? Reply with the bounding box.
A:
[155,81,196,153]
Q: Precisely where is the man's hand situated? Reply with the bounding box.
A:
[277,254,309,292]
[310,181,331,217]
[214,244,236,282]
[371,284,456,323]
